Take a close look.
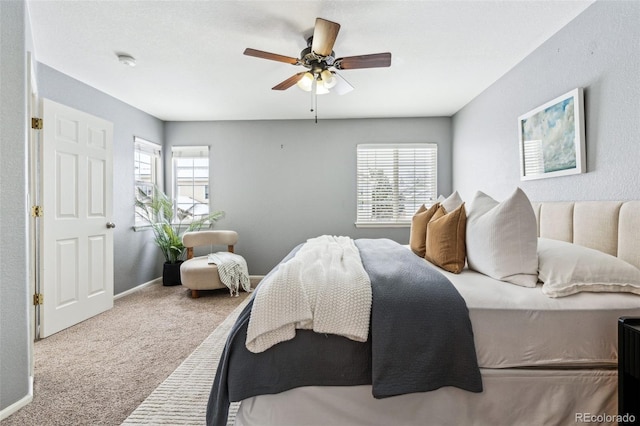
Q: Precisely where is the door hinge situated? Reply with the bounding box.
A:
[31,205,43,217]
[33,293,44,305]
[31,117,43,130]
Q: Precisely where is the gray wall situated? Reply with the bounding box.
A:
[35,62,453,283]
[37,64,166,294]
[452,0,640,202]
[0,0,31,413]
[165,117,452,274]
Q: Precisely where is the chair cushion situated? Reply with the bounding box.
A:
[180,256,227,290]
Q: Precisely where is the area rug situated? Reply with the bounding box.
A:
[122,297,249,425]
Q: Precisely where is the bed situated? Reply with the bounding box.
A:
[207,196,640,426]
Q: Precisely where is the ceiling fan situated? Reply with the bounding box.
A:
[243,17,391,96]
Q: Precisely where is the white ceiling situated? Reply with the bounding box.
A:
[27,0,593,122]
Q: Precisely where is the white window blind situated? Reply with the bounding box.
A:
[172,146,210,219]
[356,143,437,226]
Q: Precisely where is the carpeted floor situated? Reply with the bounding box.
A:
[3,282,249,426]
[122,296,249,425]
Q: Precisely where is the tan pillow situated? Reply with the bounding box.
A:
[425,203,467,274]
[409,203,440,257]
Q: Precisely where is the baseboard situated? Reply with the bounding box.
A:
[115,275,261,300]
[114,277,162,300]
[0,375,33,421]
[249,275,264,287]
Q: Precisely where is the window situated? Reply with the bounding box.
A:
[134,137,162,225]
[356,143,437,227]
[172,146,210,219]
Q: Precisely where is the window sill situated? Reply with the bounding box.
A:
[355,222,410,228]
[133,221,214,232]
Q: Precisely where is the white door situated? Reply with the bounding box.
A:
[40,98,114,337]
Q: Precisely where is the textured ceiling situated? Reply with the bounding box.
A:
[27,0,593,121]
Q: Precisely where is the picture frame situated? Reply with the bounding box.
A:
[518,88,585,181]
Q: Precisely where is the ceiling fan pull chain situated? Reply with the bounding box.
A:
[310,78,318,123]
[310,80,315,113]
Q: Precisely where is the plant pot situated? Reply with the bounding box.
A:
[162,261,184,286]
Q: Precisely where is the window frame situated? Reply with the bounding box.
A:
[134,136,162,228]
[355,143,438,228]
[171,146,211,222]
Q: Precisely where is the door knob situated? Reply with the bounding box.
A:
[106,222,116,229]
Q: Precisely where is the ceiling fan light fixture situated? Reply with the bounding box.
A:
[320,70,337,89]
[315,80,330,95]
[296,72,314,91]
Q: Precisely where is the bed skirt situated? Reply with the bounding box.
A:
[234,368,618,426]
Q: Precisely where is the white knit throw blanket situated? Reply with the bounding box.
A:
[207,252,252,297]
[246,235,372,353]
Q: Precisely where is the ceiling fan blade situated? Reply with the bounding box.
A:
[332,72,354,95]
[311,18,341,56]
[244,48,299,65]
[335,52,392,70]
[272,73,305,90]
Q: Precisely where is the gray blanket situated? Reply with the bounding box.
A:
[206,238,482,426]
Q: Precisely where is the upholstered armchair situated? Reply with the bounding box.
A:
[180,230,239,298]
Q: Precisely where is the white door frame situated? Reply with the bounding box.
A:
[27,50,39,378]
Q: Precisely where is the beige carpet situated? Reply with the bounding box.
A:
[122,296,249,425]
[3,282,249,426]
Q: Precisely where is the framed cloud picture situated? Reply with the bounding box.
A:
[518,88,585,180]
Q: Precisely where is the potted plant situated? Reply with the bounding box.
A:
[135,186,224,286]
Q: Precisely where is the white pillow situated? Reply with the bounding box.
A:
[538,238,640,298]
[466,188,538,287]
[438,191,463,213]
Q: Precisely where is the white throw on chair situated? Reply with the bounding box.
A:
[180,230,249,298]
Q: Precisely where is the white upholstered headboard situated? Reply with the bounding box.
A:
[531,201,640,270]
